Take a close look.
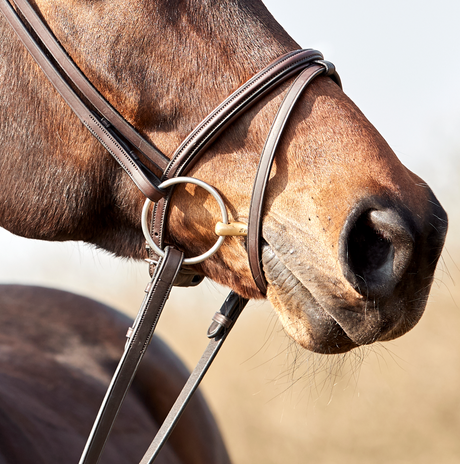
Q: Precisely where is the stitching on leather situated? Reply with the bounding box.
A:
[165,50,321,178]
[85,114,139,175]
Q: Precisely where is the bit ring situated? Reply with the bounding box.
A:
[141,177,228,265]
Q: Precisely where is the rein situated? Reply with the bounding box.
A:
[0,0,342,462]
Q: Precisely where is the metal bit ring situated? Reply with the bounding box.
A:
[141,177,228,265]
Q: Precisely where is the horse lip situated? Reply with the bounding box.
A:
[262,238,420,349]
[261,243,359,354]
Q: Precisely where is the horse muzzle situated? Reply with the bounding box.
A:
[262,187,448,354]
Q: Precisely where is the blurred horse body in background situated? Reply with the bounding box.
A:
[0,285,229,464]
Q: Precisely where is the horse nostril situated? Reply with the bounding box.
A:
[340,208,414,298]
[348,214,393,281]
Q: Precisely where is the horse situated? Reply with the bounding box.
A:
[0,0,448,460]
[0,284,230,464]
[0,0,448,353]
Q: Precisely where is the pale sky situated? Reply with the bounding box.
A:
[264,0,460,199]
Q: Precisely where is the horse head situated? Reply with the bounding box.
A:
[0,0,447,354]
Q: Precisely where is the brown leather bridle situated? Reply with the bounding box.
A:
[0,0,342,462]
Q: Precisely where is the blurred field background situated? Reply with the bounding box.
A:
[1,0,459,463]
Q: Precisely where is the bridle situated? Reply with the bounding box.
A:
[0,0,342,462]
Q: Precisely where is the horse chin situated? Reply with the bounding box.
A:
[262,244,425,355]
[262,246,358,354]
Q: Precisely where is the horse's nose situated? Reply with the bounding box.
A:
[339,204,414,298]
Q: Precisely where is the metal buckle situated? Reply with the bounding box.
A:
[141,177,229,265]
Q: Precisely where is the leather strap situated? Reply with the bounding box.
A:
[11,0,169,171]
[139,291,248,464]
[247,62,340,294]
[0,0,167,201]
[78,247,184,464]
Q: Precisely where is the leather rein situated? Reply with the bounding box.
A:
[0,0,342,462]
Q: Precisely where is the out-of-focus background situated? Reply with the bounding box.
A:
[1,0,459,463]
